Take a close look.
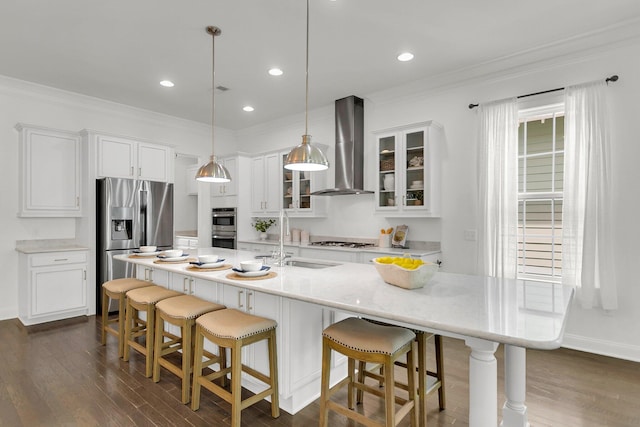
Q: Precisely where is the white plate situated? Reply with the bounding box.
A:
[234,269,269,277]
[158,255,189,262]
[191,260,225,269]
[133,251,161,257]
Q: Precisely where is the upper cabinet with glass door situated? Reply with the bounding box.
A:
[281,152,327,217]
[373,121,442,217]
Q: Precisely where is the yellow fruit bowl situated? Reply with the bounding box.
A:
[373,257,439,290]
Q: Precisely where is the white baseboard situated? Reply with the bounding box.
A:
[562,333,640,363]
[0,308,18,322]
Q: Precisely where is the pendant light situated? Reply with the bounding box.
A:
[196,26,231,182]
[284,0,329,172]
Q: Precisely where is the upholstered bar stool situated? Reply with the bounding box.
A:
[191,308,279,427]
[122,285,182,377]
[358,321,446,427]
[153,295,226,404]
[101,278,153,358]
[320,317,418,427]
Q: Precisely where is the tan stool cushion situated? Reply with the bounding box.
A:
[323,317,415,355]
[126,285,182,304]
[197,308,277,340]
[103,278,151,294]
[156,295,225,319]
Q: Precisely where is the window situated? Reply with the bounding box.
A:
[517,105,564,283]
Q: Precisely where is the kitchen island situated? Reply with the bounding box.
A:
[116,248,573,427]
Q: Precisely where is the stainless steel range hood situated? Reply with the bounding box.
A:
[311,96,373,196]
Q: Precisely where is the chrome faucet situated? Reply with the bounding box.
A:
[274,209,290,266]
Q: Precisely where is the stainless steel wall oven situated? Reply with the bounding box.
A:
[212,207,236,249]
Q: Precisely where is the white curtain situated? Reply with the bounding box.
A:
[477,98,519,279]
[563,81,617,310]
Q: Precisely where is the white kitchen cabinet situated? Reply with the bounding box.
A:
[251,153,280,216]
[373,121,442,217]
[136,264,169,287]
[281,152,327,217]
[185,164,200,195]
[170,273,218,301]
[175,236,198,249]
[16,124,82,217]
[18,250,88,325]
[219,283,281,388]
[96,134,173,182]
[210,156,238,197]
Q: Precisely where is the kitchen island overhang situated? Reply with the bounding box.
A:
[116,249,574,427]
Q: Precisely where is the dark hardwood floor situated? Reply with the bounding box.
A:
[0,316,638,426]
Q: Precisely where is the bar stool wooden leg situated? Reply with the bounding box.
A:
[101,286,109,346]
[267,328,280,418]
[319,337,331,427]
[435,334,446,410]
[230,341,243,427]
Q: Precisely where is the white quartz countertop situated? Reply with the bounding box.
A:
[117,248,573,350]
[15,239,89,254]
[239,239,441,257]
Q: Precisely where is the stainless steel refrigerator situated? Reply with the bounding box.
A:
[96,177,174,311]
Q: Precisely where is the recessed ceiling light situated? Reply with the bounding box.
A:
[243,106,255,112]
[159,80,175,87]
[268,68,284,76]
[397,52,414,62]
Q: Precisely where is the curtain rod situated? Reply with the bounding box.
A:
[468,75,619,109]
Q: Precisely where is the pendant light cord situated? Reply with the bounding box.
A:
[305,0,309,136]
[207,26,221,157]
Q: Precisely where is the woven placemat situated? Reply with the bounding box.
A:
[128,254,159,259]
[225,271,277,281]
[185,264,232,272]
[153,257,195,264]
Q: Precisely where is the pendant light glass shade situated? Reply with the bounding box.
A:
[196,155,231,182]
[196,26,231,183]
[283,0,329,172]
[284,134,328,171]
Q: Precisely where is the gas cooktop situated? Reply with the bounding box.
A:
[309,241,375,249]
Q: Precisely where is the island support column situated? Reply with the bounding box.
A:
[501,344,529,427]
[465,337,499,427]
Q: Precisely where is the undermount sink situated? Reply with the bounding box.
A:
[284,259,342,269]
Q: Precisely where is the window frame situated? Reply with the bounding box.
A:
[517,103,564,284]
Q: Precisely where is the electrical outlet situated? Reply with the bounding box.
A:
[464,229,477,241]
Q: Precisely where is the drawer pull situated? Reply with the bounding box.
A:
[54,258,68,262]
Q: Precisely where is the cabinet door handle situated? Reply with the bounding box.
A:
[402,195,406,206]
[189,279,194,295]
[83,270,86,280]
[183,277,189,293]
[247,292,253,311]
[131,166,134,176]
[76,197,80,207]
[238,290,244,308]
[138,167,142,177]
[149,269,153,281]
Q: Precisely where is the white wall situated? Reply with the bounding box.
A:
[234,41,640,361]
[0,76,233,320]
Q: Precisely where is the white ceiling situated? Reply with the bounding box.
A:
[1,0,640,130]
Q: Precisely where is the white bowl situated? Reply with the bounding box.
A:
[373,259,438,290]
[240,260,263,272]
[163,249,183,258]
[198,254,219,264]
[412,180,423,186]
[139,245,157,253]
